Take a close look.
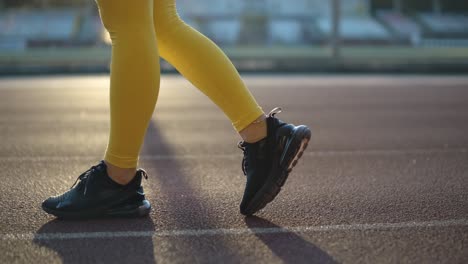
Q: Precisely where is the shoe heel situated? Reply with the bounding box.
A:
[135,199,151,217]
[283,125,311,171]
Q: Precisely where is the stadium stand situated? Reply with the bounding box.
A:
[177,0,243,16]
[176,0,396,45]
[266,0,323,45]
[0,9,77,40]
[316,16,391,44]
[0,9,79,48]
[266,0,327,17]
[76,12,102,44]
[376,11,422,44]
[417,13,468,37]
[177,0,242,45]
[269,19,303,44]
[317,0,392,44]
[0,8,106,48]
[2,0,466,49]
[203,19,241,45]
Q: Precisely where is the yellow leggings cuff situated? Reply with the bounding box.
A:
[104,151,139,169]
[232,106,265,132]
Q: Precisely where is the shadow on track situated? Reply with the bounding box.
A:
[33,209,157,263]
[140,120,243,261]
[245,216,337,264]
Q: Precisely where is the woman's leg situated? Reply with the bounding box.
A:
[152,0,311,216]
[153,0,266,142]
[98,0,160,182]
[41,0,159,218]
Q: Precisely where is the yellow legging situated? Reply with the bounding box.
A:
[97,0,264,168]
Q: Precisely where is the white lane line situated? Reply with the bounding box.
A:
[1,218,467,241]
[1,148,467,162]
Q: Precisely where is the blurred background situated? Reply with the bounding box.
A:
[0,0,467,74]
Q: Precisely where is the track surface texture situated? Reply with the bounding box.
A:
[0,75,467,264]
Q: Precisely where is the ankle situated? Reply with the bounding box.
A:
[104,160,137,185]
[239,114,268,143]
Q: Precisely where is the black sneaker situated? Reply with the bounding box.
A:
[41,160,151,219]
[238,107,311,215]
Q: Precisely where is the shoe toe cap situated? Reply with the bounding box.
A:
[239,205,251,216]
[239,195,255,216]
[42,196,59,210]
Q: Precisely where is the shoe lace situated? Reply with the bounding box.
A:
[70,164,100,196]
[238,141,248,176]
[237,107,282,176]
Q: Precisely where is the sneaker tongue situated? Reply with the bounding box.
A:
[267,115,281,127]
